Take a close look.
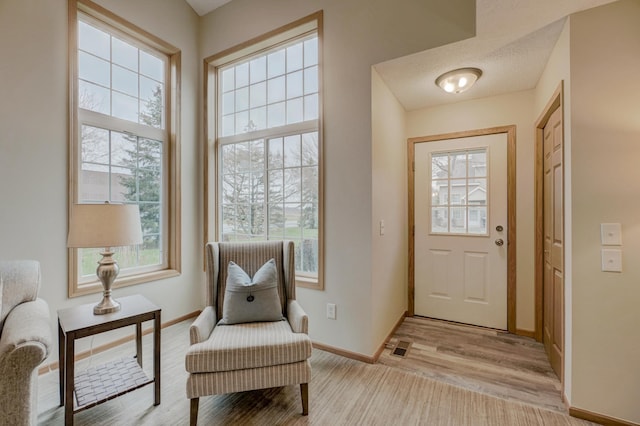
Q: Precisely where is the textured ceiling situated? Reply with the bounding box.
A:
[375,0,618,110]
[186,0,618,110]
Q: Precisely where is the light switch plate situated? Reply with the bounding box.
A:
[601,223,622,246]
[601,248,622,272]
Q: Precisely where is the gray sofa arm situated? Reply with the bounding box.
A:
[287,299,308,334]
[189,306,217,345]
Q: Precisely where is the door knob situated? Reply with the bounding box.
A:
[495,239,504,246]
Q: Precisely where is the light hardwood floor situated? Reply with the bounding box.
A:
[379,316,566,413]
[37,318,596,425]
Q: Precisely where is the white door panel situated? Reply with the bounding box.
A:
[414,134,508,329]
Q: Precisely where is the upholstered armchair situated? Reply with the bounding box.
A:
[185,241,312,425]
[0,260,52,425]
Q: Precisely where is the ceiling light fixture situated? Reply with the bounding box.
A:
[435,67,482,94]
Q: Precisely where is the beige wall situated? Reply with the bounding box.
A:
[371,69,408,348]
[569,1,640,422]
[199,0,476,355]
[0,0,202,359]
[406,90,536,332]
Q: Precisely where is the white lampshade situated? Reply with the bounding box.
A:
[67,203,143,248]
[435,67,482,94]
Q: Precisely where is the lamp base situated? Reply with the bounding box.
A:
[94,295,121,315]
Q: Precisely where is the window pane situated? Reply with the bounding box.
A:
[79,51,110,87]
[221,67,235,92]
[468,149,487,177]
[140,235,161,266]
[450,179,465,204]
[81,125,109,164]
[140,76,161,105]
[139,138,162,170]
[112,64,138,97]
[302,167,318,203]
[300,238,318,273]
[235,142,250,172]
[267,203,283,236]
[468,206,487,234]
[304,66,318,95]
[222,174,236,203]
[287,70,303,99]
[250,81,266,108]
[140,50,163,81]
[140,202,161,235]
[304,94,318,121]
[235,62,249,88]
[431,153,448,179]
[111,166,133,202]
[450,207,466,233]
[302,204,318,237]
[431,207,448,233]
[235,87,249,111]
[286,42,303,72]
[221,114,234,137]
[222,204,235,235]
[80,164,109,202]
[268,169,283,201]
[267,49,286,78]
[79,80,110,114]
[284,203,302,238]
[267,102,285,128]
[112,37,138,71]
[139,83,164,129]
[451,152,466,178]
[286,97,303,124]
[250,140,265,172]
[222,91,235,115]
[268,138,283,169]
[235,110,249,134]
[304,37,318,67]
[284,169,301,202]
[111,131,135,167]
[79,21,110,60]
[301,132,318,166]
[250,56,266,84]
[250,107,266,131]
[267,76,285,104]
[469,178,487,205]
[284,135,301,167]
[112,91,139,122]
[431,181,448,206]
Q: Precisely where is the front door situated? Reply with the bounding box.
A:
[413,132,508,329]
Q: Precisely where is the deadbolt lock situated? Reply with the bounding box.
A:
[496,225,504,232]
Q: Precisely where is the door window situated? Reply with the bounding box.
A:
[430,148,488,235]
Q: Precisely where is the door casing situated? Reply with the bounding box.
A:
[408,126,517,333]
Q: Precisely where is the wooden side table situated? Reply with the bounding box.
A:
[58,294,161,425]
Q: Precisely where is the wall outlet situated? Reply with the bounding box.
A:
[326,303,337,320]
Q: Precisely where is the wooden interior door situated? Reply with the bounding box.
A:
[543,106,563,378]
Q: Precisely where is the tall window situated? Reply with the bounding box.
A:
[69,0,181,296]
[207,12,323,288]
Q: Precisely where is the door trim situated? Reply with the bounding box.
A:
[407,125,517,333]
[534,82,564,343]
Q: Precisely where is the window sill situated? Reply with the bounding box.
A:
[69,268,181,298]
[296,275,323,290]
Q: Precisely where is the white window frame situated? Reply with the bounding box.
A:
[68,0,181,297]
[204,11,324,290]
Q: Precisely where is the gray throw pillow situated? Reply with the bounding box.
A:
[218,259,283,325]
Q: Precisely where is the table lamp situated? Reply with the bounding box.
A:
[67,203,143,314]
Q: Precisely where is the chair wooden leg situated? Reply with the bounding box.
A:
[300,383,309,415]
[190,398,199,426]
